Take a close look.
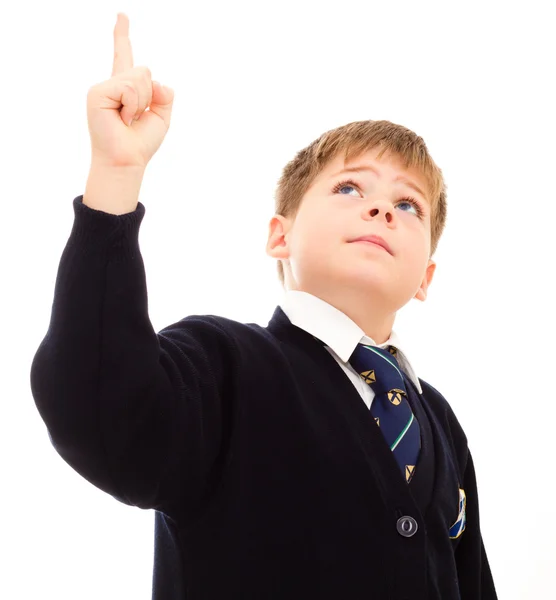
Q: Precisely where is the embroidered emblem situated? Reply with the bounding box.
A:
[405,465,416,483]
[449,488,467,539]
[387,388,406,405]
[360,369,376,384]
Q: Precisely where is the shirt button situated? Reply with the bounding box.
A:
[396,515,418,537]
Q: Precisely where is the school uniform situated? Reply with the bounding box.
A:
[30,196,498,599]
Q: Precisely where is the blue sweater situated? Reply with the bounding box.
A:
[30,196,498,600]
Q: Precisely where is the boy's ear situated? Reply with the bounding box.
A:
[414,259,436,302]
[266,215,291,259]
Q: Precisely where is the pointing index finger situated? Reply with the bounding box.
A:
[112,13,133,77]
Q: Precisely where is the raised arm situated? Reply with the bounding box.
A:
[30,14,236,516]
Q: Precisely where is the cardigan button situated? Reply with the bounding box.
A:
[396,515,418,537]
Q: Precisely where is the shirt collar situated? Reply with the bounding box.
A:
[278,289,422,394]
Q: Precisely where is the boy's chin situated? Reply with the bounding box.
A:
[332,270,395,295]
[336,264,392,284]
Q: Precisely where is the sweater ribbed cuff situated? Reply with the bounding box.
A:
[68,195,146,262]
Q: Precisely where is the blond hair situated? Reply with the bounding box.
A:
[272,119,447,288]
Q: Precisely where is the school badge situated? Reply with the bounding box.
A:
[449,487,467,539]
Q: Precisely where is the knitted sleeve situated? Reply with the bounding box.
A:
[30,196,238,516]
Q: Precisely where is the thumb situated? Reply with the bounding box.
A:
[148,80,174,128]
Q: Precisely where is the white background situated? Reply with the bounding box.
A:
[2,0,554,598]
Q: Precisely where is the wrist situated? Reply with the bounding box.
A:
[84,163,146,216]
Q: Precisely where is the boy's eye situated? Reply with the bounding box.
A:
[331,178,425,220]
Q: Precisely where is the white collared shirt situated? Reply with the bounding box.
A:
[278,290,422,410]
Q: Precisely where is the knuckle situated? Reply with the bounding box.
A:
[121,79,135,90]
[88,79,103,94]
[136,65,152,80]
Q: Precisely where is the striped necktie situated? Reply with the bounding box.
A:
[348,343,421,484]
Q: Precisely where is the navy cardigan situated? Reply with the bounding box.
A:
[30,196,498,599]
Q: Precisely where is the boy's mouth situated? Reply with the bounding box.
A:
[350,235,392,255]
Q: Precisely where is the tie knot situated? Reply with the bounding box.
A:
[348,343,405,395]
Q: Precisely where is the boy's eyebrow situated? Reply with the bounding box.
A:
[329,165,427,201]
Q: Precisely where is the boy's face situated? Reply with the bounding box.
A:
[267,147,436,312]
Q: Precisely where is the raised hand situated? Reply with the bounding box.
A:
[86,13,175,169]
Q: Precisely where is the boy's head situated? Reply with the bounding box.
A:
[266,119,447,338]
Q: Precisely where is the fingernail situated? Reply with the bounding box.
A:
[128,117,134,127]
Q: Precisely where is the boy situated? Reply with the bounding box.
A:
[30,12,497,600]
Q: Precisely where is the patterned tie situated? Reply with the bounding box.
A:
[348,343,421,484]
